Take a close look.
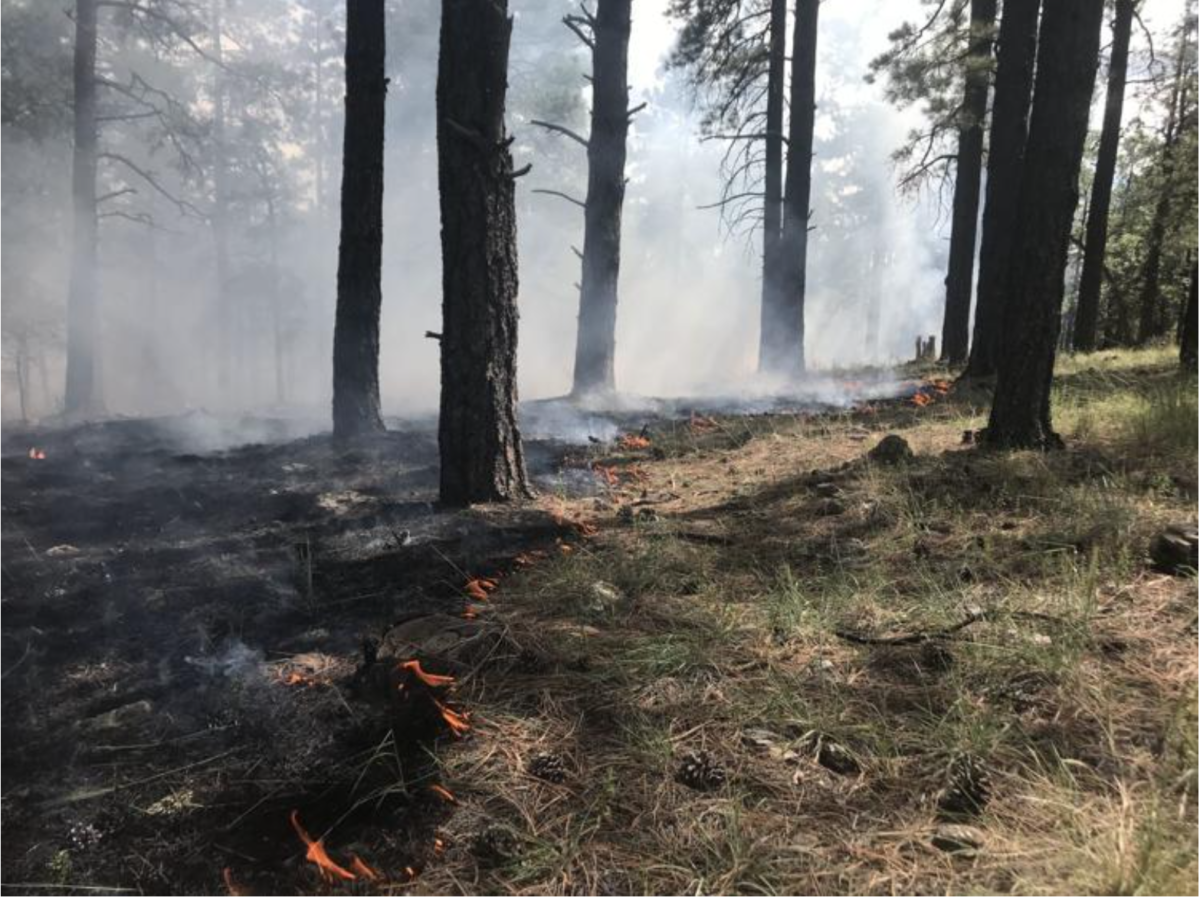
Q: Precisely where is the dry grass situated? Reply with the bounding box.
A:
[411,348,1197,895]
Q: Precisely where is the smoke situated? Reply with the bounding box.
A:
[1,0,974,431]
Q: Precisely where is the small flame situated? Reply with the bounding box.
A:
[429,783,456,803]
[349,854,380,881]
[434,698,470,735]
[289,810,357,882]
[592,463,620,487]
[557,539,575,555]
[434,837,446,854]
[514,550,547,568]
[398,659,456,687]
[404,866,417,879]
[911,392,932,407]
[689,413,718,433]
[28,447,46,460]
[222,867,248,896]
[464,577,497,601]
[462,605,479,620]
[618,434,651,450]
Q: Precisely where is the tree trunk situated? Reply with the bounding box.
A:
[63,0,101,416]
[571,0,632,397]
[964,0,1039,379]
[267,196,286,406]
[1136,31,1190,345]
[1180,259,1198,369]
[757,0,788,376]
[1073,0,1135,352]
[211,0,233,398]
[773,0,819,377]
[940,0,997,367]
[331,0,387,439]
[436,0,532,505]
[986,0,1104,449]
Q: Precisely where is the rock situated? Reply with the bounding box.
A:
[1149,523,1198,575]
[930,824,986,854]
[813,482,843,498]
[45,545,81,557]
[815,498,846,516]
[867,434,913,465]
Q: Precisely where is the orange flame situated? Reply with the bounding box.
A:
[434,699,470,735]
[289,810,357,882]
[592,463,621,487]
[462,605,479,620]
[434,838,446,854]
[911,392,932,407]
[429,783,456,803]
[28,447,46,460]
[689,413,718,433]
[465,577,497,601]
[398,659,456,688]
[618,434,651,450]
[405,866,418,879]
[222,867,248,896]
[349,854,380,881]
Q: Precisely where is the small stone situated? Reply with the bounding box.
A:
[931,824,986,854]
[813,482,843,498]
[1149,523,1198,575]
[46,545,81,557]
[867,434,914,465]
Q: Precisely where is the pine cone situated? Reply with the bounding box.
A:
[528,752,568,783]
[937,754,991,818]
[675,750,726,790]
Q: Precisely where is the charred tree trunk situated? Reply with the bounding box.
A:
[436,0,532,505]
[986,0,1104,449]
[963,0,1039,379]
[571,0,632,397]
[1073,0,1135,352]
[64,0,101,416]
[940,0,997,367]
[757,0,788,376]
[773,0,819,377]
[1181,259,1198,369]
[331,0,387,439]
[267,195,285,406]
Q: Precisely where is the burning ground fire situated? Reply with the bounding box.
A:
[288,810,372,884]
[27,447,46,460]
[910,378,952,407]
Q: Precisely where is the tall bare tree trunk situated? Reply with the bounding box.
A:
[757,0,788,376]
[210,0,233,399]
[267,196,286,406]
[571,0,632,397]
[986,0,1104,449]
[964,0,1039,379]
[331,0,387,439]
[1073,0,1135,352]
[436,0,531,505]
[64,0,101,416]
[774,0,819,377]
[940,0,997,367]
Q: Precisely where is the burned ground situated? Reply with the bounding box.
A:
[1,353,1196,895]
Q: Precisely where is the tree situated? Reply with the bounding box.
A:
[331,0,387,439]
[532,0,637,398]
[1073,0,1136,352]
[63,0,101,416]
[963,0,1039,379]
[767,0,818,377]
[1136,14,1196,344]
[436,0,532,504]
[939,0,996,366]
[1181,259,1198,368]
[757,0,787,376]
[986,0,1105,449]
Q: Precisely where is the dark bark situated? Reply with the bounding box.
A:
[940,0,997,367]
[1073,0,1135,352]
[986,0,1105,449]
[436,0,532,505]
[963,0,1039,378]
[571,0,632,397]
[331,0,387,439]
[757,0,788,375]
[1181,260,1198,369]
[64,0,101,416]
[772,0,819,378]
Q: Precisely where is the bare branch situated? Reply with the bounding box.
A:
[532,188,586,209]
[530,119,590,148]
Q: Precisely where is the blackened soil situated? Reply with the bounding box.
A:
[0,415,583,895]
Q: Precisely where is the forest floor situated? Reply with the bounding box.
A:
[1,347,1195,895]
